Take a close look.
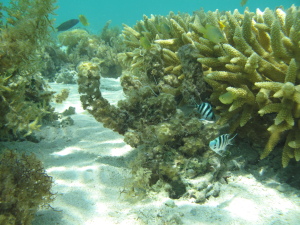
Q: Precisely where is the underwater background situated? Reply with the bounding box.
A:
[2,0,300,224]
[49,0,297,32]
[2,0,297,33]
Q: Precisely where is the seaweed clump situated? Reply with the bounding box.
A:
[0,0,57,138]
[0,150,54,224]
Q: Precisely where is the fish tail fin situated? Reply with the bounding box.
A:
[229,133,238,142]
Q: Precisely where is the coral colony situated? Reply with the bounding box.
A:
[77,6,300,200]
[1,0,300,216]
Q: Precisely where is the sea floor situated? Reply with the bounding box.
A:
[1,78,300,225]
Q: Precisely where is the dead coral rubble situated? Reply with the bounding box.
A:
[77,40,221,200]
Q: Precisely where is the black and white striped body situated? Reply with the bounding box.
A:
[209,134,237,156]
[196,102,215,121]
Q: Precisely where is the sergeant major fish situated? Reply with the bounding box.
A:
[209,134,237,156]
[195,102,215,121]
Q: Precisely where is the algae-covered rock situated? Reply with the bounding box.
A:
[77,55,221,200]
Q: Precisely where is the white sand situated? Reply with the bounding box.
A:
[1,78,300,225]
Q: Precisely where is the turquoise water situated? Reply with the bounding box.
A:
[2,0,297,33]
[54,0,297,32]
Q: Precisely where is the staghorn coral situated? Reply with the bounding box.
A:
[0,150,54,225]
[118,6,300,167]
[0,0,57,139]
[196,6,300,167]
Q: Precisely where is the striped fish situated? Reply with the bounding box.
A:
[195,102,215,121]
[209,134,237,156]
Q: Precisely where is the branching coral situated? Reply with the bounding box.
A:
[118,5,300,167]
[78,5,300,201]
[197,6,300,167]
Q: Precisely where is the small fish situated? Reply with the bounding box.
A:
[160,22,171,33]
[140,36,151,50]
[195,102,215,121]
[209,134,237,156]
[240,0,248,7]
[79,14,89,26]
[218,21,226,30]
[56,19,79,32]
[199,24,226,44]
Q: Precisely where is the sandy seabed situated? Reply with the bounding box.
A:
[1,78,300,225]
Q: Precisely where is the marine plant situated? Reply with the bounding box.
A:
[0,0,57,138]
[0,150,54,224]
[54,88,70,103]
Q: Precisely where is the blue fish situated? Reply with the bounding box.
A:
[195,102,215,121]
[209,134,237,156]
